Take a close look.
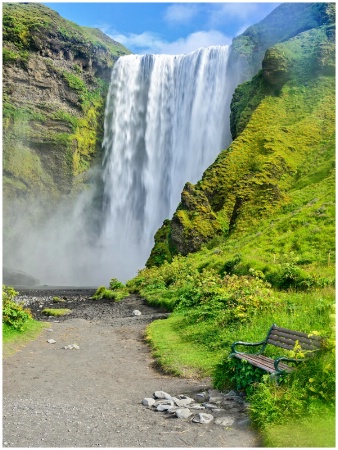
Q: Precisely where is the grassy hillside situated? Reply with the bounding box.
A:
[127,5,335,447]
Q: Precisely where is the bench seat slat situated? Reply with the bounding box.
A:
[233,353,294,373]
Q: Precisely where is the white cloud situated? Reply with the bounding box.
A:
[208,3,262,26]
[109,30,231,55]
[164,4,199,25]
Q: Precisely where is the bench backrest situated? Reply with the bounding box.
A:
[267,324,322,352]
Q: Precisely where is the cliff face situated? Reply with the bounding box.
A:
[147,2,335,268]
[3,3,130,215]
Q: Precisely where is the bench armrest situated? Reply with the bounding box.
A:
[274,356,304,373]
[231,339,266,354]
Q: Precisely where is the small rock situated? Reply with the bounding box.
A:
[210,408,224,414]
[189,403,206,410]
[237,417,251,428]
[64,344,80,350]
[154,391,172,400]
[175,408,192,419]
[172,396,193,407]
[142,398,155,407]
[203,403,218,409]
[215,416,235,427]
[192,413,214,424]
[224,390,238,399]
[157,401,174,412]
[196,392,208,399]
[209,395,224,403]
[132,310,142,316]
[45,328,53,332]
[47,339,56,344]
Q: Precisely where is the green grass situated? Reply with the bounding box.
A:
[42,308,72,316]
[262,410,336,447]
[146,314,223,378]
[145,287,334,376]
[3,319,47,358]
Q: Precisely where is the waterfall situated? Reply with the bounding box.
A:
[100,46,231,280]
[3,45,233,286]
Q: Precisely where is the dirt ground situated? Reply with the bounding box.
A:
[3,290,260,448]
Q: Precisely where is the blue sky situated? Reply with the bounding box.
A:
[44,2,280,54]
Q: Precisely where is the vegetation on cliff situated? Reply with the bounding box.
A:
[3,2,130,207]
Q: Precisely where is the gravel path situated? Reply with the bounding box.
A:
[3,290,260,447]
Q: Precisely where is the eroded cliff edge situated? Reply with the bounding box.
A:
[3,3,129,213]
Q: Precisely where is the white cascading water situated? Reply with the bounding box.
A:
[100,45,231,280]
[4,45,233,286]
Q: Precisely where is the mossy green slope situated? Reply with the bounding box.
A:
[148,15,335,282]
[3,2,130,209]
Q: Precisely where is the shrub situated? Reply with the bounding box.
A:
[2,285,32,330]
[91,286,116,300]
[213,357,266,394]
[109,278,125,290]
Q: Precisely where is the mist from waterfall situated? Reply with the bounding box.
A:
[3,45,234,286]
[100,46,231,281]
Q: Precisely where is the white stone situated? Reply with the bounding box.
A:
[142,398,156,407]
[192,413,214,424]
[175,408,192,419]
[215,416,235,427]
[132,310,142,316]
[47,339,56,344]
[157,403,174,412]
[154,390,172,399]
[172,396,193,407]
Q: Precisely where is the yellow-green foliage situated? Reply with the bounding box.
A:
[2,285,32,330]
[3,142,56,195]
[71,90,105,175]
[42,308,72,316]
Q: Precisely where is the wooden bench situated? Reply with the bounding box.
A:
[230,324,322,376]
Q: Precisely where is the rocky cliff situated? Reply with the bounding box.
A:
[147,2,335,268]
[3,3,129,217]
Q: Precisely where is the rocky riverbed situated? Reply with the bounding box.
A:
[3,290,260,447]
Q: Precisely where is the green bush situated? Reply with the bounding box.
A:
[91,286,116,300]
[109,278,125,290]
[213,357,266,394]
[2,285,32,330]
